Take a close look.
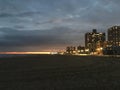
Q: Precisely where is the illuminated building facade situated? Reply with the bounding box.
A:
[85,29,106,54]
[108,26,120,46]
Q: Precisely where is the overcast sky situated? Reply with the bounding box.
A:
[0,0,120,51]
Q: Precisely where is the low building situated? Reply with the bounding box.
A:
[103,46,120,55]
[66,46,76,54]
[77,45,90,54]
[77,46,85,54]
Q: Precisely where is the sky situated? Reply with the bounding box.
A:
[0,0,120,51]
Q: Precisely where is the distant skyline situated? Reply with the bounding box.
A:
[0,0,120,51]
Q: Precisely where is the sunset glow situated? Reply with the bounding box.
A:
[0,52,51,54]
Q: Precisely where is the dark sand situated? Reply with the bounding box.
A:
[0,55,120,90]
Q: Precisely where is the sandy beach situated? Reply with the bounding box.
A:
[0,55,120,90]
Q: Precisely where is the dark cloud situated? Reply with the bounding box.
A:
[0,12,43,18]
[0,13,13,18]
[0,27,84,51]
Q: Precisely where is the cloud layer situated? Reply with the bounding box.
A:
[0,0,120,51]
[0,27,84,51]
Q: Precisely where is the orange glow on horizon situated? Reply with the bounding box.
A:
[0,52,51,54]
[26,52,51,54]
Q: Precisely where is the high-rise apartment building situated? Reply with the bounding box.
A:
[85,29,106,53]
[108,26,120,46]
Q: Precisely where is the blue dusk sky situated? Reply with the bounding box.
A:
[0,0,120,51]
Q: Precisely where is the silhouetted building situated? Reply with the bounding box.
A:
[108,26,120,46]
[77,45,85,54]
[66,46,76,54]
[77,45,90,54]
[85,29,106,54]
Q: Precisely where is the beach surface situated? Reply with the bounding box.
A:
[0,55,120,90]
